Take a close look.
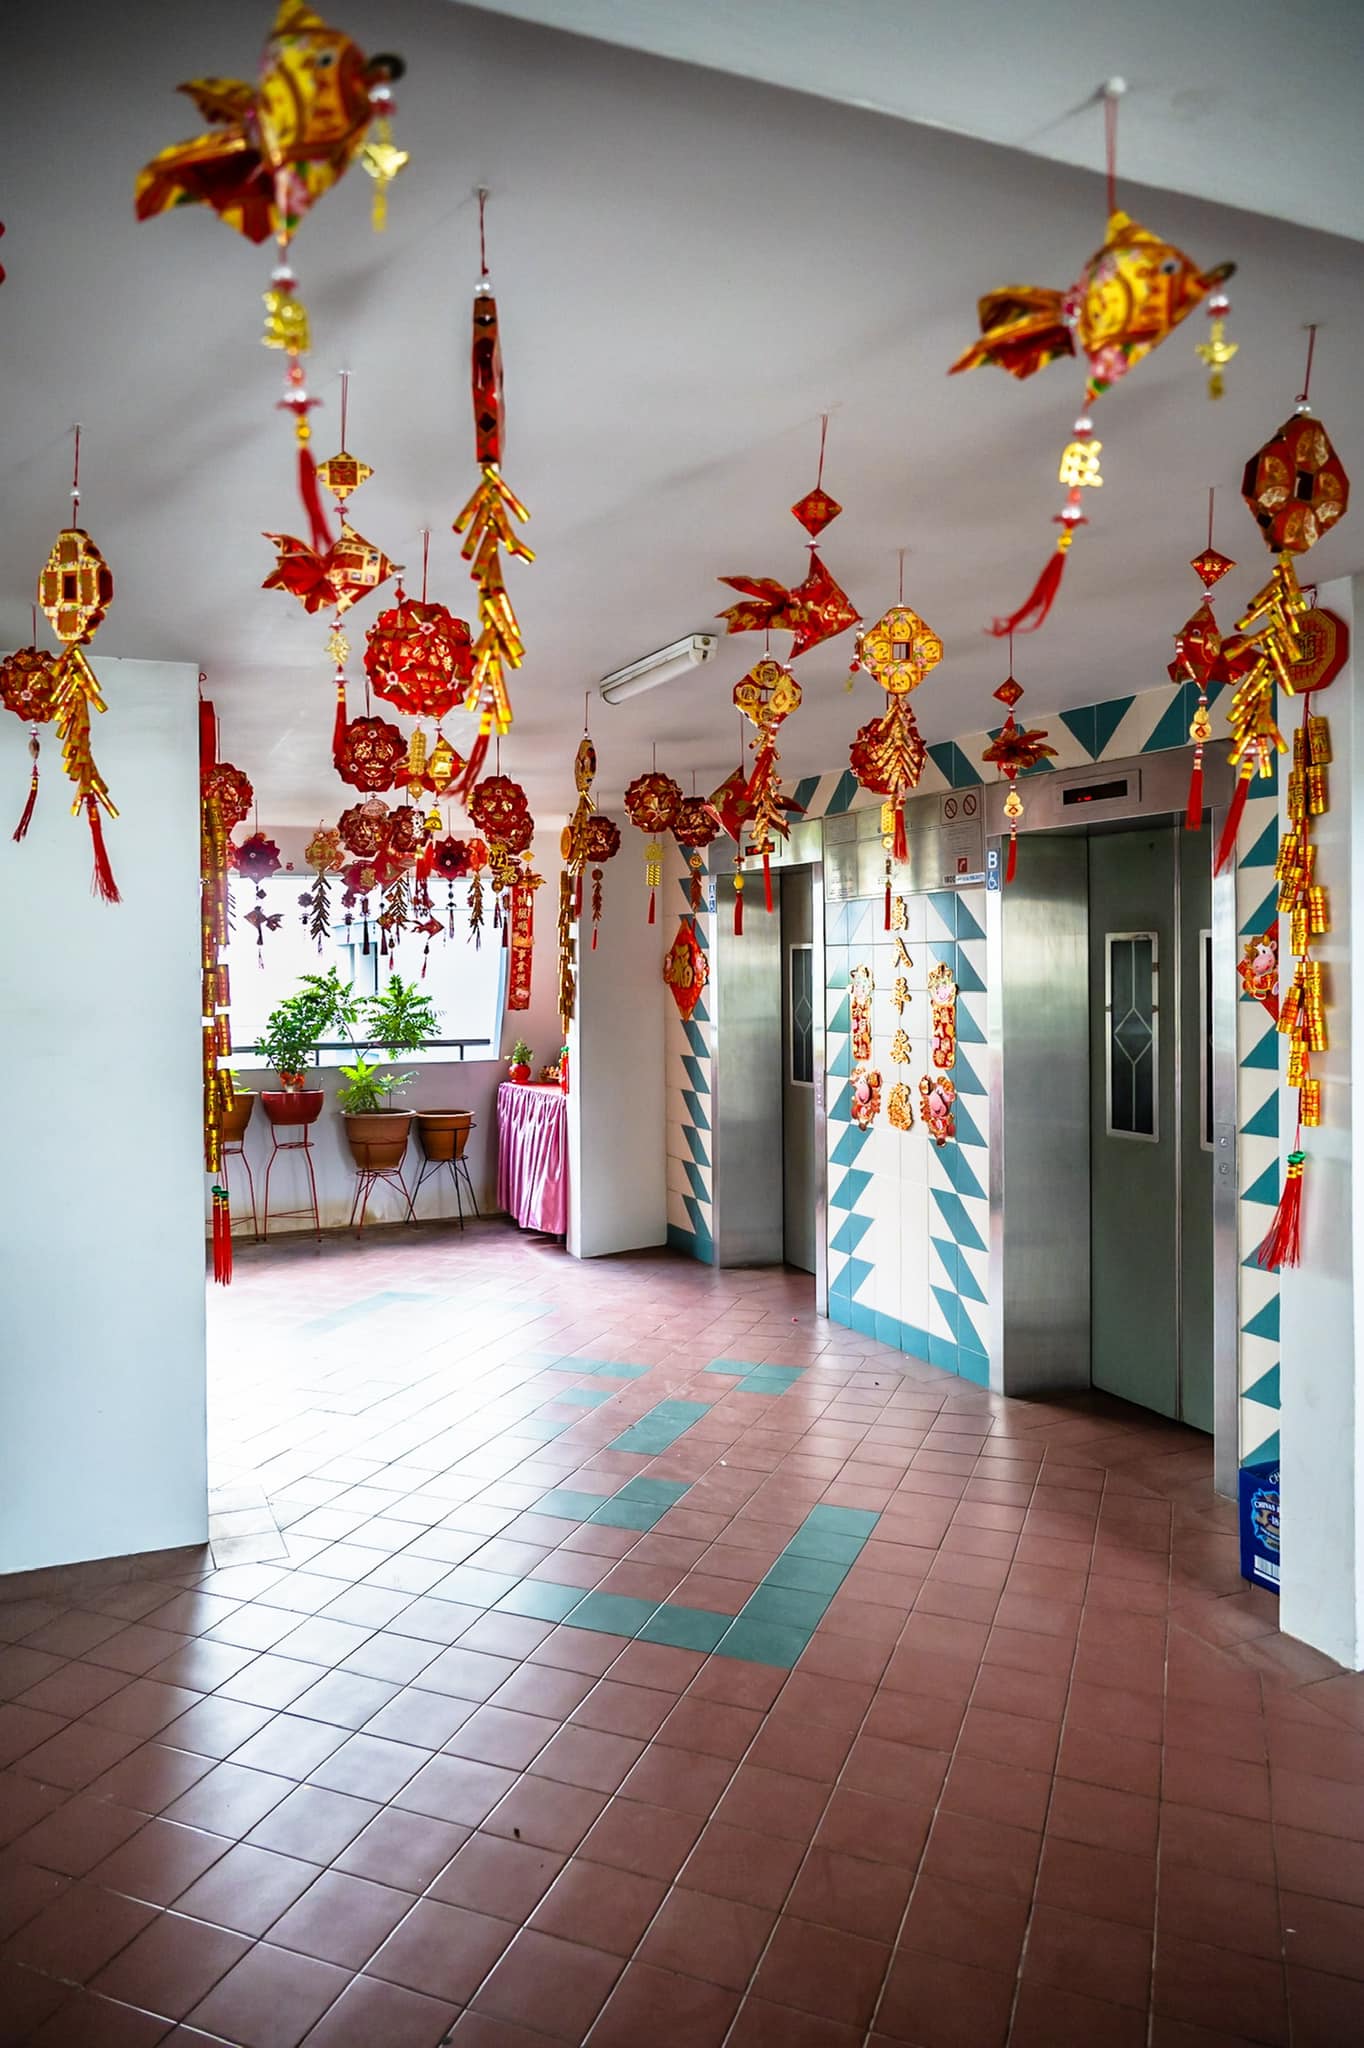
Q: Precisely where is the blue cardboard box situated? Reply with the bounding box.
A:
[1239,1457,1280,1594]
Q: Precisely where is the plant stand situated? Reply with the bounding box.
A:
[407,1152,481,1230]
[221,1136,260,1242]
[263,1124,321,1242]
[348,1164,412,1234]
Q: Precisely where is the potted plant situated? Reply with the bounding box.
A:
[339,974,440,1172]
[256,968,355,1128]
[508,1038,534,1085]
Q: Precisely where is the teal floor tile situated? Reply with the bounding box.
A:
[495,1579,582,1622]
[608,1426,673,1454]
[785,1528,864,1565]
[575,1360,650,1379]
[713,1617,812,1668]
[741,1584,831,1629]
[616,1477,691,1505]
[637,1604,732,1652]
[558,1387,611,1409]
[513,1418,570,1442]
[534,1488,615,1521]
[563,1591,660,1637]
[704,1359,752,1374]
[764,1553,849,1596]
[804,1505,879,1537]
[430,1566,520,1609]
[609,1398,712,1455]
[587,1498,662,1530]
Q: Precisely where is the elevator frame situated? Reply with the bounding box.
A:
[983,746,1241,1497]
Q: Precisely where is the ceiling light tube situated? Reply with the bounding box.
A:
[599,633,718,705]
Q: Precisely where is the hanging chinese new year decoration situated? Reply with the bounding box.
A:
[734,655,804,918]
[507,866,541,1012]
[717,417,858,660]
[850,1068,882,1131]
[673,793,721,919]
[663,919,709,1023]
[980,662,1056,883]
[1258,695,1334,1271]
[850,963,874,1063]
[365,582,473,723]
[1214,333,1350,876]
[927,961,958,1069]
[203,761,254,832]
[138,4,406,561]
[234,832,282,882]
[1170,492,1238,830]
[585,814,621,954]
[624,769,682,925]
[32,434,120,900]
[468,772,533,857]
[302,823,343,950]
[950,87,1234,636]
[848,566,942,911]
[452,191,533,795]
[1,643,58,845]
[557,731,599,1031]
[1238,927,1279,1021]
[200,702,235,1283]
[920,1072,957,1147]
[334,713,406,792]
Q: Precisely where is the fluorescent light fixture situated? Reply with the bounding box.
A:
[599,633,718,705]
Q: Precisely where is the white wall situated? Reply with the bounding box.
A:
[568,812,667,1258]
[1280,575,1363,1668]
[0,655,208,1574]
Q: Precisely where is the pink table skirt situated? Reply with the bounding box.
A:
[497,1082,569,1234]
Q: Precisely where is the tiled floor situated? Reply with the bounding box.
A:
[3,1223,1364,2047]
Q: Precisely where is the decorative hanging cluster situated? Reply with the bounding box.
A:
[452,192,534,794]
[718,420,858,659]
[980,656,1056,882]
[200,702,237,1283]
[848,570,942,901]
[557,730,598,1031]
[733,655,804,922]
[624,769,681,925]
[950,88,1234,636]
[1169,494,1238,830]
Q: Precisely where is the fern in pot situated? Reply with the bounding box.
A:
[338,975,440,1173]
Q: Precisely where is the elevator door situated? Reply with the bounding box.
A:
[1088,822,1213,1427]
[781,869,816,1273]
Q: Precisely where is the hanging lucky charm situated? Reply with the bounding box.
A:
[950,85,1234,636]
[980,669,1056,882]
[33,441,120,900]
[557,733,599,1031]
[673,793,721,920]
[302,823,343,950]
[848,590,942,902]
[452,192,533,794]
[734,655,804,921]
[624,771,681,925]
[200,702,236,1283]
[718,418,858,659]
[1,644,58,846]
[364,572,474,722]
[1170,500,1238,830]
[585,813,620,953]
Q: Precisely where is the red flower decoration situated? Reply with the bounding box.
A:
[202,761,254,830]
[0,646,59,725]
[339,797,390,858]
[585,814,621,862]
[431,834,472,879]
[364,595,475,721]
[624,772,682,836]
[335,715,405,793]
[468,773,534,856]
[234,831,281,881]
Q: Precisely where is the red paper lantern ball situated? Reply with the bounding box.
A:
[624,771,682,836]
[468,773,534,856]
[672,794,720,850]
[339,797,390,858]
[384,804,424,860]
[202,761,254,830]
[0,646,59,726]
[364,595,474,721]
[585,814,621,862]
[335,715,406,793]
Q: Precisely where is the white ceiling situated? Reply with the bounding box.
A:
[3,0,1361,827]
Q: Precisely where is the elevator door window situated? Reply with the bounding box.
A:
[781,875,816,1274]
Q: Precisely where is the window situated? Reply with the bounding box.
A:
[789,943,814,1086]
[1105,931,1158,1140]
[225,873,505,1065]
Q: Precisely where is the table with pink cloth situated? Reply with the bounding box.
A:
[496,1082,568,1234]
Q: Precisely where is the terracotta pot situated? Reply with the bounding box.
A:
[415,1111,472,1163]
[222,1092,256,1145]
[509,1064,532,1085]
[262,1089,325,1128]
[343,1109,413,1171]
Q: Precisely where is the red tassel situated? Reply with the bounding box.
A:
[1005,827,1018,885]
[884,875,892,931]
[591,924,598,951]
[1185,752,1205,831]
[298,445,332,553]
[86,797,120,903]
[1214,771,1251,875]
[989,541,1070,638]
[893,805,908,865]
[734,885,744,935]
[458,727,491,802]
[763,851,773,914]
[212,1185,233,1284]
[1257,1151,1305,1270]
[13,764,38,843]
[332,676,347,764]
[647,885,656,925]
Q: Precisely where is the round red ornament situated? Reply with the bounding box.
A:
[624,771,682,835]
[202,761,254,830]
[363,594,474,721]
[1242,413,1349,555]
[384,803,424,861]
[468,773,533,856]
[304,825,344,874]
[335,714,405,792]
[585,814,621,862]
[672,793,721,850]
[339,796,390,858]
[0,645,59,725]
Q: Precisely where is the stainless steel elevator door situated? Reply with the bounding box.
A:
[781,868,816,1273]
[1088,822,1214,1427]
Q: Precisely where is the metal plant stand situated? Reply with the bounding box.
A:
[407,1150,481,1230]
[262,1124,321,1241]
[221,1135,260,1242]
[348,1165,412,1234]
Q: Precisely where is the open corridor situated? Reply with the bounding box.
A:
[2,1224,1364,2046]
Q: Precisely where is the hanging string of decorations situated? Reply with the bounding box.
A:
[452,190,534,796]
[1168,491,1238,830]
[717,416,859,658]
[301,824,344,951]
[950,83,1235,636]
[200,699,237,1284]
[1,614,57,849]
[623,765,682,924]
[733,655,803,922]
[558,717,599,1032]
[584,815,621,952]
[1214,328,1350,874]
[847,551,943,922]
[137,2,407,558]
[979,638,1057,883]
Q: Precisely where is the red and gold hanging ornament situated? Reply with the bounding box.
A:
[338,794,390,859]
[301,822,343,949]
[927,961,958,1069]
[139,5,406,563]
[199,702,236,1282]
[850,963,874,1064]
[468,771,533,858]
[734,655,804,918]
[980,656,1056,882]
[233,831,282,882]
[1214,332,1350,874]
[33,434,120,899]
[718,417,858,660]
[950,86,1234,636]
[920,1071,957,1148]
[364,530,474,722]
[1,640,59,845]
[1238,926,1279,1022]
[1170,492,1237,829]
[624,768,682,925]
[334,712,405,792]
[557,730,598,1030]
[585,813,620,953]
[851,1068,882,1132]
[663,918,709,1023]
[508,864,542,1012]
[452,192,533,795]
[467,837,489,947]
[203,760,254,832]
[848,567,942,907]
[673,792,721,920]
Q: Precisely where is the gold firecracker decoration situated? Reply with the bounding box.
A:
[200,702,236,1283]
